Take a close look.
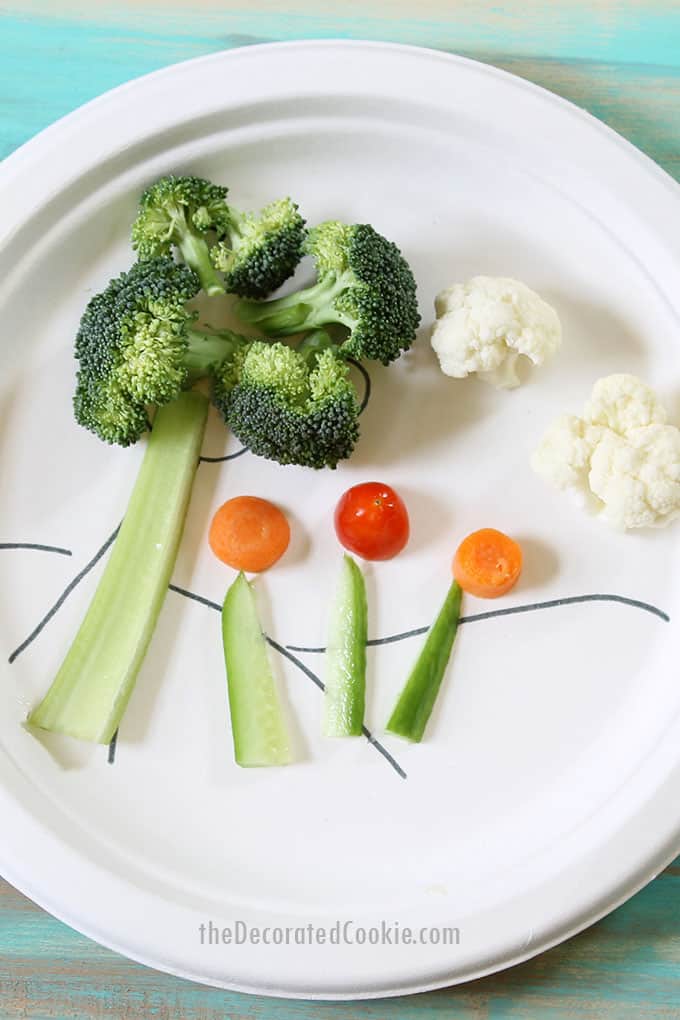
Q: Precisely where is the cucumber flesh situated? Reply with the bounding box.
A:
[323,554,367,737]
[222,573,292,766]
[386,580,462,743]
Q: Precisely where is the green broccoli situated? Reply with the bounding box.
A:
[31,255,246,743]
[31,264,360,744]
[73,257,359,474]
[31,199,417,748]
[210,197,306,299]
[131,175,305,299]
[131,175,230,297]
[213,331,360,469]
[74,256,237,446]
[234,220,421,364]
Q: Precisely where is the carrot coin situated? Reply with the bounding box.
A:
[452,528,523,599]
[209,496,290,572]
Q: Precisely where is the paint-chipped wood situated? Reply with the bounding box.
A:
[2,869,680,1017]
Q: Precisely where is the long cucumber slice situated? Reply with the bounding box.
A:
[222,573,292,766]
[323,554,367,737]
[386,580,462,742]
[28,391,209,743]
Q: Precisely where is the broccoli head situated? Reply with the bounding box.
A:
[74,257,237,446]
[132,175,306,300]
[213,333,360,469]
[131,175,231,297]
[234,220,421,365]
[210,197,306,299]
[74,259,357,468]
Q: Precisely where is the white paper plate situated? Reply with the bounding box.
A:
[1,41,679,1000]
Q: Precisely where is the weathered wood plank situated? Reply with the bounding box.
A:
[2,9,680,179]
[1,868,680,1017]
[10,0,680,67]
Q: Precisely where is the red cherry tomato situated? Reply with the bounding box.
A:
[334,482,410,561]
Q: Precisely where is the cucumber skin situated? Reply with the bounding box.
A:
[386,580,462,743]
[222,572,292,767]
[323,554,368,738]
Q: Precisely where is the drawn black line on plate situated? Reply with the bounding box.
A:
[346,358,372,414]
[285,592,670,653]
[168,584,221,612]
[107,730,118,765]
[8,525,121,665]
[167,584,406,780]
[0,542,72,557]
[199,447,249,464]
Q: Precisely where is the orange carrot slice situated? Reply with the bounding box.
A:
[453,528,522,599]
[209,496,290,573]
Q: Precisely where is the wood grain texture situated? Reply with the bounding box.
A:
[1,2,680,1016]
[2,869,680,1018]
[1,4,680,175]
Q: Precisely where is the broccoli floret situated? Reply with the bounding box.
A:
[131,175,231,297]
[74,259,357,468]
[210,197,306,299]
[132,175,306,300]
[74,256,238,446]
[234,221,420,365]
[213,331,360,469]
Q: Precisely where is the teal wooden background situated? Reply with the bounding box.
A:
[1,2,679,1016]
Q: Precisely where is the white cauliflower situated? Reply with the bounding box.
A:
[430,276,562,389]
[532,374,680,530]
[585,372,667,432]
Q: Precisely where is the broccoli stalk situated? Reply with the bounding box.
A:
[29,258,238,744]
[236,274,350,335]
[132,175,306,299]
[235,220,421,364]
[175,225,225,299]
[29,391,209,743]
[183,327,241,383]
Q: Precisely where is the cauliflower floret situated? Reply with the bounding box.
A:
[585,373,667,432]
[531,414,603,492]
[431,276,562,389]
[589,425,680,529]
[532,374,680,531]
